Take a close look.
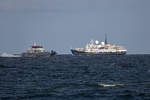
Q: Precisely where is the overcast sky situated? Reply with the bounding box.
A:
[0,0,150,54]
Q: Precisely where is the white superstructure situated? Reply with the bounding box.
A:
[82,40,127,53]
[26,43,45,53]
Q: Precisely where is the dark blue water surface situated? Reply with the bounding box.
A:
[0,55,150,100]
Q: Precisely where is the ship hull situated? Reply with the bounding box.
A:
[71,49,126,55]
[21,52,55,57]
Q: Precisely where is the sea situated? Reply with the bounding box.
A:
[0,54,150,100]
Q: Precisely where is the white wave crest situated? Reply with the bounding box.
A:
[98,83,124,87]
[0,52,19,57]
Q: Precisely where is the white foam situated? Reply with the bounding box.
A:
[0,52,19,57]
[98,84,124,87]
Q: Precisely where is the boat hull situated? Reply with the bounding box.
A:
[21,52,55,57]
[71,49,126,55]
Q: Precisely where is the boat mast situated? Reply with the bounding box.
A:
[105,33,108,45]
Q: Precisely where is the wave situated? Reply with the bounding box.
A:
[0,52,19,57]
[98,83,124,87]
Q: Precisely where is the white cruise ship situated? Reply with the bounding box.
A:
[71,35,127,55]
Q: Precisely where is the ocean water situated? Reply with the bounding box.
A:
[0,55,150,100]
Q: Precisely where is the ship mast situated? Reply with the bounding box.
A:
[105,33,108,45]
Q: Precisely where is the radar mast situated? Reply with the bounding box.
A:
[105,33,108,45]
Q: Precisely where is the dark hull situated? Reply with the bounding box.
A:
[71,49,126,55]
[21,52,55,57]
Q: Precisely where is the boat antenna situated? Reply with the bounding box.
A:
[105,33,108,44]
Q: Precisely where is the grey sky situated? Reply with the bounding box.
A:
[0,0,150,54]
